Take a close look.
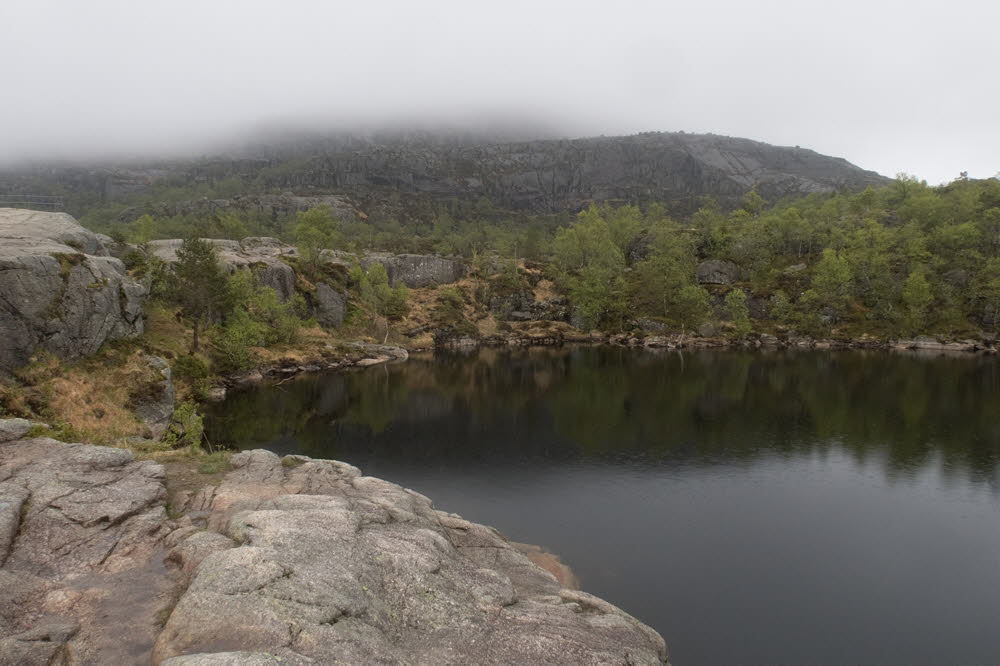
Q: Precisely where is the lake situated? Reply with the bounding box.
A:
[205,346,1000,665]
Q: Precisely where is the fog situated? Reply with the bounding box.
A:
[2,0,997,184]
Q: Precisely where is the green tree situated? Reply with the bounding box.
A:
[811,248,853,315]
[129,214,157,243]
[673,285,711,333]
[724,289,752,338]
[900,270,933,335]
[174,237,228,352]
[974,258,1000,332]
[554,207,628,329]
[294,206,340,268]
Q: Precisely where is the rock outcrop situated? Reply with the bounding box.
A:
[313,282,347,327]
[147,237,298,301]
[116,194,359,225]
[0,208,146,372]
[131,355,176,440]
[361,252,467,288]
[159,450,667,664]
[147,237,465,302]
[696,259,741,285]
[0,425,667,664]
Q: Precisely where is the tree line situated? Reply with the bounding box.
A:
[111,174,1000,339]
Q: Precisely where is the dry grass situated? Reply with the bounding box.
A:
[254,326,339,364]
[532,279,558,302]
[476,314,500,336]
[46,349,154,444]
[141,304,192,359]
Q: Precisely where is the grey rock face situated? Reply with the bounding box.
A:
[696,259,741,285]
[362,252,467,288]
[131,355,175,440]
[156,450,667,665]
[0,429,172,664]
[313,282,346,327]
[0,208,146,373]
[148,237,297,301]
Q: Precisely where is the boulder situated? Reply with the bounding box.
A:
[893,337,979,353]
[0,418,34,443]
[147,237,297,301]
[0,208,146,373]
[696,322,719,337]
[313,282,346,327]
[346,342,409,362]
[696,259,740,285]
[156,450,668,665]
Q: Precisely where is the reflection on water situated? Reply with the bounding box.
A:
[206,347,1000,665]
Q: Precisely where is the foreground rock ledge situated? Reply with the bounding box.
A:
[0,426,668,665]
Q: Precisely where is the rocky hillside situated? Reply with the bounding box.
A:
[0,208,469,373]
[0,424,668,664]
[0,131,889,217]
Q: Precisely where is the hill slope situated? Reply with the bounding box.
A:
[0,131,889,217]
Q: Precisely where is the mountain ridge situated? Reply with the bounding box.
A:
[0,130,890,218]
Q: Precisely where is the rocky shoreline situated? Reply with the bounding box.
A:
[218,331,996,401]
[436,331,997,355]
[0,424,668,665]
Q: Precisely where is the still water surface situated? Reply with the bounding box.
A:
[206,347,1000,665]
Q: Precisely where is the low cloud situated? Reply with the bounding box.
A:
[2,0,996,183]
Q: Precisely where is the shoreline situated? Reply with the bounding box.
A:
[220,331,996,396]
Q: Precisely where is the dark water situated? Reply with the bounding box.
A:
[205,347,1000,665]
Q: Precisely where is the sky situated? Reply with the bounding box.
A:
[1,0,997,184]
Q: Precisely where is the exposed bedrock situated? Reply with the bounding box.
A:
[0,428,171,664]
[0,425,668,665]
[0,208,146,373]
[147,237,298,302]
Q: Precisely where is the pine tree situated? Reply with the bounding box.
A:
[174,237,227,353]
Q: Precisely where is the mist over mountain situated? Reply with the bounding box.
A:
[0,128,888,218]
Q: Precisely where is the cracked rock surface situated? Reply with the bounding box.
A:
[1,423,667,665]
[0,427,172,664]
[0,208,146,373]
[160,449,667,664]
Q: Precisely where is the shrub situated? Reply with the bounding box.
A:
[213,309,266,372]
[162,402,204,453]
[172,354,210,381]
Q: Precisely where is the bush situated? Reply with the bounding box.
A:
[213,309,266,372]
[172,354,210,381]
[162,402,204,453]
[724,289,752,339]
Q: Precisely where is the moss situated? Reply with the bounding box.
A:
[281,456,306,468]
[50,252,84,281]
[26,421,85,443]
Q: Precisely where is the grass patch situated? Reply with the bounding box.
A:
[197,451,231,474]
